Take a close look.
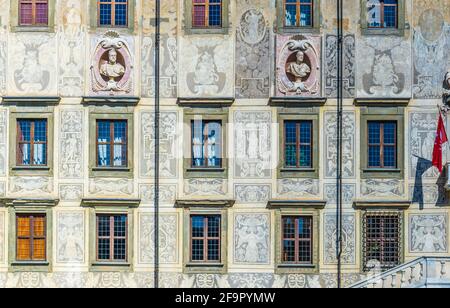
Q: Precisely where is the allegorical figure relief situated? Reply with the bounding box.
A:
[286,51,311,91]
[100,48,126,91]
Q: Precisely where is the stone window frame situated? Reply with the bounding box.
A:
[360,0,406,36]
[359,208,405,273]
[182,207,228,274]
[274,207,320,274]
[89,0,136,32]
[360,106,405,179]
[276,0,321,34]
[10,0,56,32]
[83,199,138,272]
[6,201,55,272]
[9,107,54,177]
[277,107,320,179]
[184,0,230,35]
[88,106,134,179]
[183,108,229,179]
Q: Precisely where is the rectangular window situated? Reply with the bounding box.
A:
[16,214,46,261]
[363,212,401,271]
[282,216,313,264]
[368,121,397,169]
[284,0,313,27]
[96,214,128,262]
[190,215,221,263]
[19,0,48,26]
[284,120,313,168]
[98,0,128,27]
[192,0,222,28]
[367,0,398,28]
[17,119,47,167]
[96,120,128,168]
[191,120,222,168]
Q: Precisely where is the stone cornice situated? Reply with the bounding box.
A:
[177,97,235,107]
[1,96,61,105]
[82,96,140,106]
[0,198,59,207]
[353,200,411,209]
[175,199,235,208]
[267,200,327,209]
[269,97,327,107]
[81,198,141,208]
[354,98,411,107]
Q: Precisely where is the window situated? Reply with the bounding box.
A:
[367,0,398,29]
[191,120,222,169]
[16,214,46,262]
[96,120,128,168]
[17,119,47,167]
[19,0,48,26]
[284,120,313,169]
[98,0,128,27]
[192,0,222,28]
[190,215,221,263]
[282,216,313,264]
[368,121,397,169]
[363,212,402,271]
[284,0,313,27]
[96,214,128,262]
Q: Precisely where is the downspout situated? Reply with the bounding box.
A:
[336,0,344,289]
[154,0,161,289]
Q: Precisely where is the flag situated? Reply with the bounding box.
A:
[432,113,448,173]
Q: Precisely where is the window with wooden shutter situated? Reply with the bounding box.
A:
[16,214,46,261]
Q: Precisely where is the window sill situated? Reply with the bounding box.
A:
[10,166,52,176]
[361,168,403,179]
[278,168,319,179]
[12,26,53,33]
[12,166,50,171]
[10,261,50,272]
[91,262,131,272]
[275,263,318,274]
[185,168,228,179]
[185,27,229,35]
[361,27,405,36]
[184,263,226,274]
[277,26,320,35]
[90,167,133,179]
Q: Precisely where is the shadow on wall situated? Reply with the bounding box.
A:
[412,155,447,210]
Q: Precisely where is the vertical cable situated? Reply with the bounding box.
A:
[154,0,161,289]
[336,0,344,289]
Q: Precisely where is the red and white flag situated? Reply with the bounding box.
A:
[432,113,448,173]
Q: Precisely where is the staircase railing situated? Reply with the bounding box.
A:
[349,257,450,288]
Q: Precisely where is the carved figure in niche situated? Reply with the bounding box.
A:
[286,51,311,92]
[14,46,50,92]
[194,51,219,92]
[100,48,125,90]
[372,54,399,91]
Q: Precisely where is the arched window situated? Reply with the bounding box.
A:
[367,0,398,28]
[284,0,313,27]
[98,0,128,27]
[19,0,48,26]
[192,0,222,28]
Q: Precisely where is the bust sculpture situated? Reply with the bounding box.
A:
[286,51,311,92]
[100,48,125,90]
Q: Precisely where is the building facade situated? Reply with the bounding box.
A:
[0,0,449,288]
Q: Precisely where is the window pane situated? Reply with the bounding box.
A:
[35,3,48,24]
[283,217,296,239]
[17,216,31,237]
[191,216,205,238]
[33,239,46,260]
[384,146,396,167]
[18,120,31,142]
[98,239,110,260]
[285,4,297,26]
[193,5,206,27]
[192,239,204,261]
[368,145,381,167]
[17,239,31,260]
[99,3,112,25]
[207,216,220,238]
[209,3,221,26]
[383,4,397,27]
[285,145,297,167]
[367,0,381,27]
[114,239,127,260]
[115,4,127,26]
[114,215,127,237]
[33,216,46,237]
[98,216,110,237]
[206,121,221,167]
[283,240,296,262]
[97,121,111,167]
[207,239,220,261]
[300,5,312,26]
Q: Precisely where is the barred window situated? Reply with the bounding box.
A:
[190,215,221,263]
[19,0,48,26]
[96,214,128,262]
[284,0,313,27]
[16,214,46,261]
[191,120,222,168]
[192,0,222,28]
[284,120,313,168]
[17,119,48,167]
[98,0,128,27]
[367,0,398,28]
[368,121,397,169]
[282,216,313,264]
[363,212,402,271]
[96,120,127,168]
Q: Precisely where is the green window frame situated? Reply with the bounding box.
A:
[184,0,230,35]
[361,0,406,36]
[277,108,320,179]
[89,107,134,179]
[9,107,54,177]
[360,106,404,179]
[276,0,321,34]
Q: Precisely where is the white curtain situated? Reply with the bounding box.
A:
[113,137,124,167]
[33,144,45,165]
[98,139,108,166]
[22,144,30,165]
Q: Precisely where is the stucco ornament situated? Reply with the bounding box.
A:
[277,35,320,96]
[411,215,447,253]
[91,31,133,95]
